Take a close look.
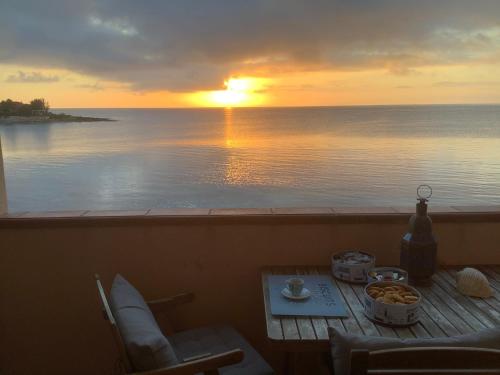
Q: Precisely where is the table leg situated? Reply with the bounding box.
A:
[284,351,297,375]
[322,351,333,374]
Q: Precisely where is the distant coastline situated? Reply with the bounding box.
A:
[0,114,114,124]
[0,98,114,124]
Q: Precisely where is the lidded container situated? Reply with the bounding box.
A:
[364,281,421,326]
[400,185,438,286]
[331,250,375,283]
[367,267,408,284]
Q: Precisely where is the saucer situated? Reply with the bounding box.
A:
[281,287,311,300]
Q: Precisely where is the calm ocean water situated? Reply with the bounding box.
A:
[2,105,500,212]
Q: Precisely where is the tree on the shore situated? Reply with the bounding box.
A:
[30,98,50,112]
[0,98,50,116]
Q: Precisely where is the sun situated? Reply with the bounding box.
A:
[210,79,249,106]
[189,77,268,107]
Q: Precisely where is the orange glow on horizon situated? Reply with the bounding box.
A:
[1,63,500,108]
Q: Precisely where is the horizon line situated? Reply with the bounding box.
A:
[52,102,500,110]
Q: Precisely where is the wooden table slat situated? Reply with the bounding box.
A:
[409,322,432,338]
[432,272,498,329]
[326,318,346,334]
[329,277,364,335]
[419,288,474,334]
[281,319,301,340]
[307,267,334,340]
[412,300,449,338]
[414,290,460,336]
[392,326,416,339]
[334,278,381,336]
[487,266,500,280]
[271,267,301,340]
[428,278,489,331]
[261,268,284,341]
[294,268,319,341]
[442,270,500,324]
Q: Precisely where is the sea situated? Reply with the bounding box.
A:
[2,105,500,212]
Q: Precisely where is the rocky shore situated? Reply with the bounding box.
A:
[0,114,114,124]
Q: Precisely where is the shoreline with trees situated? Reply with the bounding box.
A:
[0,98,114,124]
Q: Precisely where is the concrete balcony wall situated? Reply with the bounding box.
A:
[1,208,500,374]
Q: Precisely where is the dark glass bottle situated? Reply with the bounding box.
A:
[400,195,438,286]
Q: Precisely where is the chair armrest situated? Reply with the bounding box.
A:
[147,293,195,313]
[132,349,244,375]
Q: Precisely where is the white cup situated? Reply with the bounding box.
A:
[286,278,304,297]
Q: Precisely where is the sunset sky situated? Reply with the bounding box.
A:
[1,1,500,108]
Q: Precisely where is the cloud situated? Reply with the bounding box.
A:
[5,71,60,83]
[74,82,104,91]
[433,81,500,87]
[0,1,499,92]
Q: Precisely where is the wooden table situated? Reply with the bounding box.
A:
[262,266,500,371]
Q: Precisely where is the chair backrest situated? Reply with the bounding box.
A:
[95,274,133,373]
[351,346,500,375]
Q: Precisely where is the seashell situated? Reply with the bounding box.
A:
[456,267,493,298]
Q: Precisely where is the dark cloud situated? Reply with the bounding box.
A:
[5,71,60,83]
[1,0,499,91]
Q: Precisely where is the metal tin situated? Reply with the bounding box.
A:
[363,281,421,326]
[331,250,376,283]
[367,267,408,284]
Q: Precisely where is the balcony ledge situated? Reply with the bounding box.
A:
[1,205,500,228]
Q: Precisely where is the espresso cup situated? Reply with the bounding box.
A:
[286,278,304,297]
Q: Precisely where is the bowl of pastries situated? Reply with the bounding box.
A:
[363,281,421,326]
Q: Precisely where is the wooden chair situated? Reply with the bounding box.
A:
[95,274,245,375]
[350,346,500,375]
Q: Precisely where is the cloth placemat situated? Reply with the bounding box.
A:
[268,274,348,317]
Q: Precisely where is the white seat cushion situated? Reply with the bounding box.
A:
[329,327,500,375]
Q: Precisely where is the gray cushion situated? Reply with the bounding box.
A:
[109,274,151,311]
[109,274,178,371]
[329,327,500,375]
[168,325,275,375]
